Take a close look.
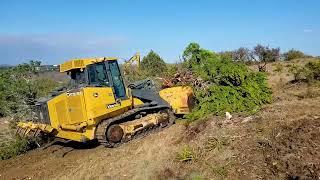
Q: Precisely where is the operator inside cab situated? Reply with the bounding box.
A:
[67,60,126,99]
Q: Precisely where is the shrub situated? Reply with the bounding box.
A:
[218,51,233,61]
[288,61,320,83]
[288,65,307,82]
[183,43,272,120]
[283,49,305,61]
[305,61,320,81]
[0,133,31,160]
[0,61,59,118]
[33,78,61,98]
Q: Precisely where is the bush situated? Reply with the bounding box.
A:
[183,43,272,120]
[288,65,307,82]
[33,78,60,98]
[0,133,31,160]
[305,61,320,81]
[283,49,305,61]
[287,61,320,83]
[0,61,59,118]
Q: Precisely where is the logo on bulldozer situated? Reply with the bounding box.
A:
[106,103,120,109]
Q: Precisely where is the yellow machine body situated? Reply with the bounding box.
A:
[17,57,193,143]
[159,86,194,114]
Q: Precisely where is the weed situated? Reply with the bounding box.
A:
[176,146,195,162]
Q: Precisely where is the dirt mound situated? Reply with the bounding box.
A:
[259,117,320,179]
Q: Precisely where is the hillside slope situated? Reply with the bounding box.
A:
[0,59,320,179]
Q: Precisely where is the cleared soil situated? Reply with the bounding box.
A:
[1,59,320,179]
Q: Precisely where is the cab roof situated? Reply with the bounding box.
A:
[59,57,117,72]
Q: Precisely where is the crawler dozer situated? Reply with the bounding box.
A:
[16,57,193,147]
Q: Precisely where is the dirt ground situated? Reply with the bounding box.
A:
[1,60,320,179]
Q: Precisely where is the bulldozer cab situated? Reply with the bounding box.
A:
[65,59,127,99]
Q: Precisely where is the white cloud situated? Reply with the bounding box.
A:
[303,29,313,33]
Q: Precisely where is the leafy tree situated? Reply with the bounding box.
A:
[233,47,252,62]
[252,44,280,62]
[283,49,305,61]
[141,50,167,76]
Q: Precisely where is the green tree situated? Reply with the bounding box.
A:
[252,44,281,62]
[141,50,167,76]
[283,49,305,61]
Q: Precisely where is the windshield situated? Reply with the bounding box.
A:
[88,62,109,86]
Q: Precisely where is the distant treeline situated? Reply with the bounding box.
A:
[0,63,59,72]
[219,44,312,64]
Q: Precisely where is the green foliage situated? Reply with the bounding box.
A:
[288,61,320,83]
[252,44,280,62]
[219,51,233,61]
[305,61,320,81]
[288,65,307,82]
[33,78,59,98]
[283,49,305,61]
[0,61,59,118]
[164,63,180,77]
[141,50,167,77]
[183,43,272,120]
[0,136,30,160]
[176,146,195,162]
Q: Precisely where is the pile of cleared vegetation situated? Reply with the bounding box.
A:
[181,43,272,120]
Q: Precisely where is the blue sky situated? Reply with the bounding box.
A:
[0,0,319,65]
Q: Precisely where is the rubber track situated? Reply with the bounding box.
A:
[95,105,175,148]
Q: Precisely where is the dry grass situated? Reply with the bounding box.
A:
[1,58,320,179]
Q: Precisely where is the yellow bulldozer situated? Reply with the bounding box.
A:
[16,56,193,147]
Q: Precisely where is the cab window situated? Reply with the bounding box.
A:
[88,62,109,86]
[108,61,126,98]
